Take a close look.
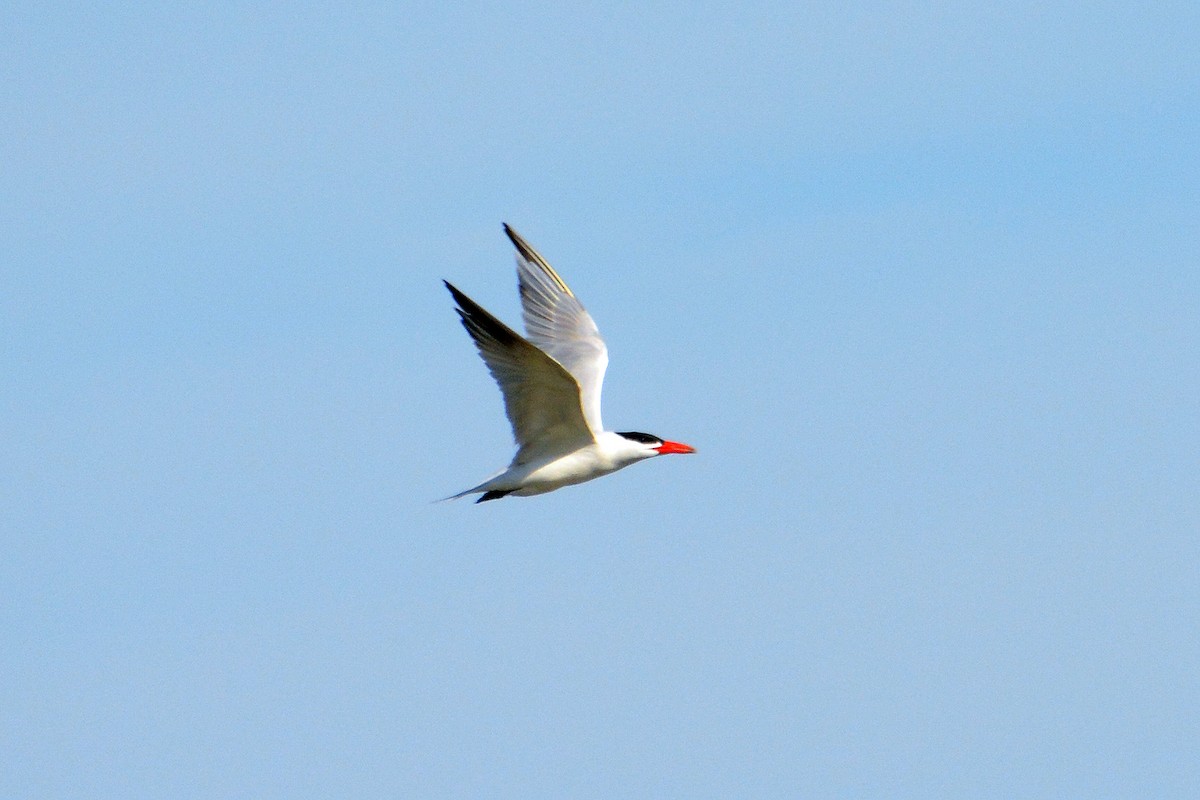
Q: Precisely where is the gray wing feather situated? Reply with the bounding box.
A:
[444,281,595,465]
[504,224,609,434]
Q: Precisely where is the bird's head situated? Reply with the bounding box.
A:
[616,431,697,459]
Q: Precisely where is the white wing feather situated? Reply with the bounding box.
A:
[504,224,609,435]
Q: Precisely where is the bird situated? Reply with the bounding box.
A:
[443,224,695,502]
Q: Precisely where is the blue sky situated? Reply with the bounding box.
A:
[3,3,1198,797]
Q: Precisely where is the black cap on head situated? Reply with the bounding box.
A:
[616,431,662,446]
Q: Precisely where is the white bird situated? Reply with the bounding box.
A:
[444,224,695,502]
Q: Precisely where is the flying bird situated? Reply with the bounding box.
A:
[444,224,695,502]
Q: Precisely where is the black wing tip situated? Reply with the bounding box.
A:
[502,223,537,260]
[443,279,471,307]
[476,490,513,503]
[443,280,520,346]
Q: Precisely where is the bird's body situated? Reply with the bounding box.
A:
[444,225,694,502]
[455,431,682,500]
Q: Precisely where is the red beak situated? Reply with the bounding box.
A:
[654,440,696,455]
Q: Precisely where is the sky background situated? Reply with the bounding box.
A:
[3,3,1198,797]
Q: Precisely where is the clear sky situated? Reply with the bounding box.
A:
[4,3,1198,797]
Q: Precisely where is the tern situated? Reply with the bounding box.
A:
[444,224,695,502]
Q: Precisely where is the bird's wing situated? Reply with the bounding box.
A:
[504,224,609,435]
[444,280,596,465]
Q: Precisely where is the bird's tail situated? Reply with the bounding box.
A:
[435,470,508,503]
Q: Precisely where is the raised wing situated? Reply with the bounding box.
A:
[504,224,609,435]
[444,281,596,465]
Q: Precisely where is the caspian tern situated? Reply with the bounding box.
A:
[444,224,695,502]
